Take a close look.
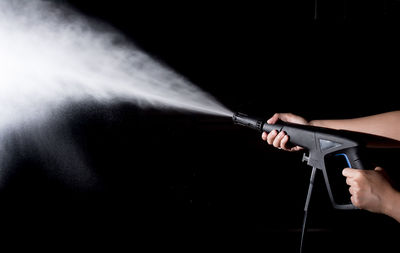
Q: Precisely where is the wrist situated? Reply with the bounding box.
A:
[382,189,400,219]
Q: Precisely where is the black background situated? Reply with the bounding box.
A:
[1,0,400,252]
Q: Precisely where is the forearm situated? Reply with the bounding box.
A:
[309,111,400,141]
[383,190,400,223]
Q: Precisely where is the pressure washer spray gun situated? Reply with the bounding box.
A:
[232,112,400,252]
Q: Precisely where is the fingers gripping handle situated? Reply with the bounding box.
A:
[262,121,316,151]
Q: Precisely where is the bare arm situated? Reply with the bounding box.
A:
[383,189,400,223]
[310,111,400,141]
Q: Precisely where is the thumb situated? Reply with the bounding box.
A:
[267,113,280,124]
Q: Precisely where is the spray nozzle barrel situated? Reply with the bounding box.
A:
[232,112,285,133]
[232,112,264,132]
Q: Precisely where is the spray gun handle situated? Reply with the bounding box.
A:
[261,121,317,151]
[342,146,370,170]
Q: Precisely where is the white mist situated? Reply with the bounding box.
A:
[0,0,232,186]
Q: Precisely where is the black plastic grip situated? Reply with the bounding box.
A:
[323,147,373,209]
[261,122,285,133]
[342,147,370,171]
[262,122,316,151]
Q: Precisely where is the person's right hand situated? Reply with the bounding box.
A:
[261,113,308,151]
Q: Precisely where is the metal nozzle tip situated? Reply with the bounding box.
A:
[232,112,247,121]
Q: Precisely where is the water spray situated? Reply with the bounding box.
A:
[0,0,231,184]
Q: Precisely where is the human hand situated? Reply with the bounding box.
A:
[261,113,308,151]
[342,167,397,214]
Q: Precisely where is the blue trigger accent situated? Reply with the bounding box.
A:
[335,153,352,168]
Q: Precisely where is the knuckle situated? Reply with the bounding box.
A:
[354,172,363,181]
[352,196,361,207]
[267,134,275,144]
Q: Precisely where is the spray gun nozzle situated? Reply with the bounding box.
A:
[232,112,264,132]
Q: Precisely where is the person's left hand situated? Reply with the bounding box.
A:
[342,167,395,214]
